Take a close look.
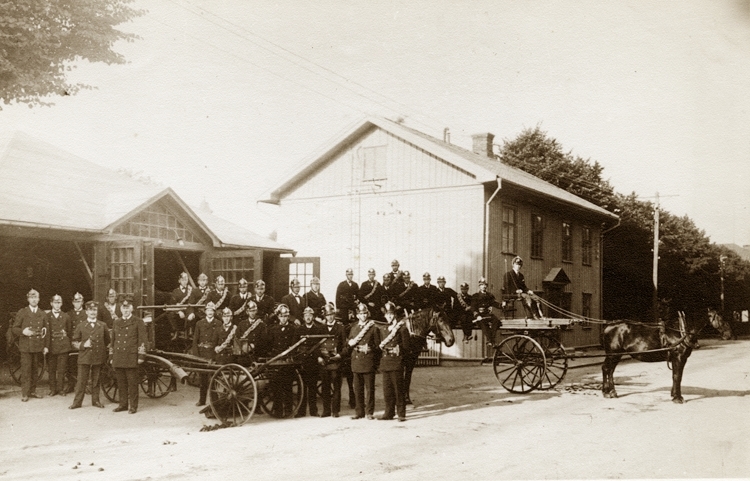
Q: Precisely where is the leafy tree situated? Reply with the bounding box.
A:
[0,0,143,108]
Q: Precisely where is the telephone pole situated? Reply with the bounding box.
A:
[652,193,660,322]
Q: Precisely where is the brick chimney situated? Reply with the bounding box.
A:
[471,132,495,157]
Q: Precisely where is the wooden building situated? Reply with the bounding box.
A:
[0,132,294,357]
[260,117,618,347]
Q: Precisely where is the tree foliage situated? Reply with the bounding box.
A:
[497,126,750,322]
[0,0,143,108]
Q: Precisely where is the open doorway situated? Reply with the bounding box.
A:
[153,249,202,299]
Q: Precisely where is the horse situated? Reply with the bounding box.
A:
[708,308,736,340]
[401,307,455,404]
[600,311,705,404]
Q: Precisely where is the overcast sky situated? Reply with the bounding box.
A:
[1,0,748,245]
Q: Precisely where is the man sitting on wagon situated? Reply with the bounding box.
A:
[472,277,501,346]
[503,256,543,320]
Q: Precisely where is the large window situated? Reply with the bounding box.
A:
[114,204,198,243]
[582,292,592,318]
[289,261,314,294]
[582,226,592,266]
[561,221,572,262]
[110,247,135,296]
[531,214,544,258]
[211,256,255,292]
[502,206,517,253]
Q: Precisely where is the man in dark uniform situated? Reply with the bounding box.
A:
[318,303,346,418]
[267,304,299,417]
[504,256,543,319]
[335,268,359,327]
[111,296,148,414]
[303,277,327,323]
[395,271,418,314]
[235,301,268,361]
[385,259,403,285]
[345,303,380,420]
[358,268,386,322]
[45,294,72,397]
[12,289,49,402]
[280,278,307,325]
[381,274,394,305]
[435,276,460,326]
[416,272,440,310]
[206,276,231,313]
[472,277,501,347]
[214,308,237,365]
[69,301,110,409]
[377,302,410,422]
[65,292,87,393]
[296,307,324,417]
[192,302,219,406]
[228,278,252,325]
[252,280,276,322]
[456,282,475,342]
[97,288,121,329]
[169,272,193,337]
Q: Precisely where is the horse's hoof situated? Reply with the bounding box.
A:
[672,397,684,404]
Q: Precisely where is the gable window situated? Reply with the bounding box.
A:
[562,221,572,262]
[361,145,387,181]
[531,214,544,258]
[502,206,517,254]
[582,226,592,266]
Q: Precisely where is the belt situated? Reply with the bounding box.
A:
[198,343,215,348]
[383,346,400,356]
[51,333,67,340]
[353,345,370,354]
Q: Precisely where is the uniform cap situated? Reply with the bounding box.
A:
[289,278,300,287]
[121,295,134,307]
[303,307,315,315]
[255,279,266,287]
[73,292,84,301]
[246,300,258,311]
[345,268,354,275]
[512,256,523,265]
[238,278,248,286]
[478,277,488,286]
[437,276,446,282]
[27,289,40,297]
[85,300,99,309]
[276,304,290,315]
[403,271,411,278]
[356,303,370,315]
[215,275,225,283]
[460,282,469,289]
[367,268,376,275]
[391,259,400,267]
[198,273,208,281]
[205,302,216,311]
[107,288,117,296]
[51,294,63,302]
[423,272,431,279]
[179,272,189,280]
[383,301,397,314]
[221,307,232,317]
[311,277,320,284]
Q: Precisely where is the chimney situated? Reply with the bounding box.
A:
[471,132,495,157]
[443,127,450,144]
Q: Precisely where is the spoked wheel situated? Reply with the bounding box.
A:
[140,363,176,398]
[8,342,45,385]
[100,363,119,403]
[259,367,304,418]
[493,335,546,393]
[208,364,258,426]
[536,334,568,390]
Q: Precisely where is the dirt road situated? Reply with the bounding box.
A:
[1,339,748,480]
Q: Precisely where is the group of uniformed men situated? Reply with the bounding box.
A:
[9,256,541,422]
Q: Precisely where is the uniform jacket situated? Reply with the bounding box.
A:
[252,294,277,321]
[192,317,220,361]
[395,281,419,311]
[189,285,212,318]
[235,318,268,357]
[68,308,87,332]
[471,291,499,316]
[303,290,327,318]
[504,270,530,295]
[346,320,380,373]
[12,306,49,353]
[280,292,307,323]
[72,320,111,365]
[111,315,148,368]
[435,287,458,312]
[46,311,72,354]
[456,291,474,320]
[214,322,237,365]
[268,323,299,356]
[97,302,122,329]
[358,280,386,317]
[416,284,440,310]
[171,285,194,318]
[319,322,346,371]
[377,321,410,372]
[228,292,252,323]
[335,280,359,315]
[206,288,231,311]
[296,322,325,367]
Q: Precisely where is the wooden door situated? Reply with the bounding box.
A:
[94,240,143,304]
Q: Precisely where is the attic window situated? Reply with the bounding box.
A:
[361,145,386,181]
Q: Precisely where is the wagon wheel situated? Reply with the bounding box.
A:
[100,362,119,403]
[208,364,258,426]
[258,367,304,418]
[493,335,546,393]
[536,334,568,390]
[7,342,45,385]
[140,363,176,398]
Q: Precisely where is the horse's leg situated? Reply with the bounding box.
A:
[601,354,621,398]
[671,350,687,404]
[403,354,416,404]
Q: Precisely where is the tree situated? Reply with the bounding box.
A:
[0,0,143,108]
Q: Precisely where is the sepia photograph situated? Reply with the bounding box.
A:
[0,1,749,479]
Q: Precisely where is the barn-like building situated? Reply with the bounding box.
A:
[0,132,294,358]
[260,117,618,349]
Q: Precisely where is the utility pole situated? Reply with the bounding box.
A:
[652,192,660,322]
[720,255,727,313]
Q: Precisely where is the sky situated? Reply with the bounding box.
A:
[1,0,749,245]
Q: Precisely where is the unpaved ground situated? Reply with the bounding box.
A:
[1,339,748,480]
